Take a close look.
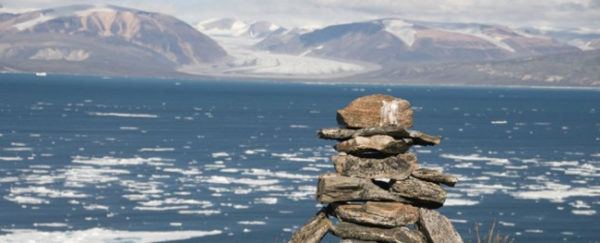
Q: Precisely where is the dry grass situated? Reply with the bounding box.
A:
[468,220,515,243]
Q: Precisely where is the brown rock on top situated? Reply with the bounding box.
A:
[334,202,419,228]
[333,153,418,180]
[334,135,412,155]
[337,94,414,129]
[417,208,463,243]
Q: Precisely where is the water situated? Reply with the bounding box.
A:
[0,74,599,242]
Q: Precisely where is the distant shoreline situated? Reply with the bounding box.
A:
[1,71,599,91]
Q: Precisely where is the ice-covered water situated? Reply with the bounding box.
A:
[0,74,599,242]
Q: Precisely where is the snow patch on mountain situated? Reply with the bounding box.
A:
[12,5,118,31]
[382,19,416,46]
[30,48,91,61]
[196,18,285,39]
[197,18,249,37]
[449,27,516,52]
[74,6,117,17]
[567,39,597,51]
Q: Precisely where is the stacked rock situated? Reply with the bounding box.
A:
[290,94,463,243]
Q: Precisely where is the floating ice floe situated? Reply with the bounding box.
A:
[525,229,544,234]
[87,112,158,118]
[178,209,221,215]
[458,183,515,197]
[219,168,239,173]
[202,176,279,186]
[83,204,109,211]
[542,160,579,167]
[0,177,19,183]
[119,126,139,130]
[122,194,149,201]
[490,120,508,125]
[3,195,49,204]
[571,209,596,215]
[440,153,510,165]
[134,206,189,211]
[564,163,600,177]
[238,221,266,225]
[254,197,278,205]
[510,184,600,203]
[444,198,480,206]
[138,198,213,208]
[163,167,201,175]
[3,147,33,151]
[0,156,23,161]
[242,168,313,180]
[301,167,320,171]
[0,228,222,243]
[569,200,591,209]
[482,171,520,178]
[9,186,88,199]
[448,219,468,224]
[498,221,515,227]
[64,166,129,187]
[72,156,173,166]
[244,149,268,155]
[138,147,175,152]
[211,152,230,158]
[33,222,68,228]
[270,152,297,158]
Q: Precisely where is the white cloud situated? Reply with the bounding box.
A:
[1,0,598,33]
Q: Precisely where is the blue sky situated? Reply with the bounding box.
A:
[1,0,598,33]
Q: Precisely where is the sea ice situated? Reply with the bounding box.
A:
[0,228,222,243]
[254,197,278,205]
[87,112,158,118]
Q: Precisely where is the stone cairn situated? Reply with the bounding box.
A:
[290,94,463,243]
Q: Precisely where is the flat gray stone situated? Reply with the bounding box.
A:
[390,177,446,208]
[416,208,463,243]
[334,135,412,155]
[289,210,332,243]
[333,153,418,180]
[331,222,426,243]
[334,202,419,228]
[411,168,458,187]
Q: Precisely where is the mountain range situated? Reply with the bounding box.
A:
[256,19,579,66]
[0,4,226,77]
[0,4,598,87]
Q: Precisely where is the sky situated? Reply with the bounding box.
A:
[1,0,599,33]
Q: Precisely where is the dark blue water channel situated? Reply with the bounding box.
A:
[0,74,598,242]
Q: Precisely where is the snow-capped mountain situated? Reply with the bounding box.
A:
[255,18,579,66]
[196,18,286,39]
[517,27,600,51]
[0,4,227,76]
